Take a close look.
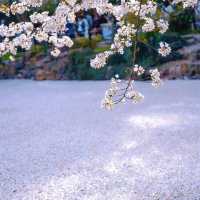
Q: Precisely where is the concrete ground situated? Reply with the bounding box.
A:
[0,80,200,200]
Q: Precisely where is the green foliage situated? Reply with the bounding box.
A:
[30,44,48,56]
[66,48,106,80]
[94,46,110,53]
[73,35,102,49]
[0,53,12,62]
[66,47,132,80]
[91,35,103,48]
[0,53,16,62]
[137,32,185,68]
[73,37,91,49]
[39,0,57,14]
[169,8,195,33]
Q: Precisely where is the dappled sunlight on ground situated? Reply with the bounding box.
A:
[0,80,200,199]
[128,114,180,129]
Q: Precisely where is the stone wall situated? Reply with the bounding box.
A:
[0,50,70,80]
[159,34,200,80]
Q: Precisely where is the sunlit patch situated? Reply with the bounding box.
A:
[129,157,145,168]
[128,114,180,128]
[122,140,138,150]
[104,160,119,174]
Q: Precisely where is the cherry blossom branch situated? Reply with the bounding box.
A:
[113,0,143,105]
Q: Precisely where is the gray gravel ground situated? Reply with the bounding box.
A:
[0,80,200,200]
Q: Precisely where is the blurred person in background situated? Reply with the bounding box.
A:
[195,1,200,28]
[66,21,76,38]
[163,0,174,14]
[85,11,93,39]
[77,12,90,38]
[91,11,107,35]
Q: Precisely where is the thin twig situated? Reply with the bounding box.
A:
[138,40,158,52]
[114,0,143,104]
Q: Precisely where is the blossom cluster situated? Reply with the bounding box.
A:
[0,2,75,57]
[158,42,171,57]
[133,65,145,76]
[111,23,136,54]
[173,0,198,8]
[101,79,145,110]
[101,66,161,110]
[10,0,43,15]
[90,51,113,69]
[150,68,162,88]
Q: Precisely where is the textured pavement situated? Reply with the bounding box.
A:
[0,80,200,200]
